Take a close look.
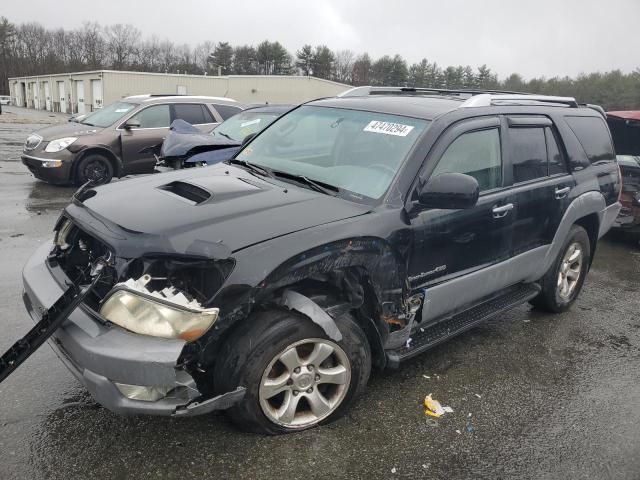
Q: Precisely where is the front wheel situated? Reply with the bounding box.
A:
[75,154,113,186]
[530,224,591,312]
[214,309,371,434]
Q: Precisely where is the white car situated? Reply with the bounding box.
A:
[0,95,10,105]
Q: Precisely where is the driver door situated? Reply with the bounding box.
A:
[119,104,171,174]
[408,117,515,323]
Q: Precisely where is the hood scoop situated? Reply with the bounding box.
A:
[157,181,212,205]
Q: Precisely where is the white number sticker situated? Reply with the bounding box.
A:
[363,120,414,137]
[240,118,261,128]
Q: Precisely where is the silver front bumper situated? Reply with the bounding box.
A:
[22,242,244,416]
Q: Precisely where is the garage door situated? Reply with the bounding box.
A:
[32,82,40,109]
[76,81,85,114]
[58,81,67,113]
[91,79,103,110]
[43,82,51,111]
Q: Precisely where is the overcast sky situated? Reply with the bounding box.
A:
[4,0,640,79]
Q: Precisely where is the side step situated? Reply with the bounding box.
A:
[386,283,541,367]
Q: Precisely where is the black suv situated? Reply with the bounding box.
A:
[21,88,621,434]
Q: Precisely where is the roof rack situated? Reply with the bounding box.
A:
[338,86,579,108]
[461,93,578,108]
[338,86,526,98]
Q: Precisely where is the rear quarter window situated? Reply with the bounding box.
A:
[212,104,243,120]
[565,116,615,165]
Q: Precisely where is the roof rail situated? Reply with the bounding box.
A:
[338,86,579,109]
[338,86,527,98]
[460,93,579,108]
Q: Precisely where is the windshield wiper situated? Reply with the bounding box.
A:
[217,131,236,141]
[272,170,339,196]
[228,158,272,177]
[81,121,95,126]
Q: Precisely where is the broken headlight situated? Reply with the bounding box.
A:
[100,275,219,341]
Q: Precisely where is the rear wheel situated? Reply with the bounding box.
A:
[215,308,371,434]
[530,224,591,312]
[75,154,113,186]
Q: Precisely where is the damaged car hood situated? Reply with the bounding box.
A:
[67,165,371,257]
[160,119,237,159]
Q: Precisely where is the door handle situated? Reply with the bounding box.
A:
[492,203,514,218]
[555,186,570,199]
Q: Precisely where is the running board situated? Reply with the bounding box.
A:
[386,283,541,367]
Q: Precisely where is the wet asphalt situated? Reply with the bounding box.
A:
[0,106,639,480]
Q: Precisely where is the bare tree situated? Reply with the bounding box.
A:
[334,49,355,83]
[104,24,140,69]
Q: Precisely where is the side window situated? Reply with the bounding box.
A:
[546,127,568,176]
[129,105,170,128]
[508,127,547,183]
[432,128,502,191]
[172,103,209,125]
[212,104,243,120]
[565,116,615,165]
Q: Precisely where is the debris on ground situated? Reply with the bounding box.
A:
[455,429,461,434]
[391,467,397,474]
[422,374,431,379]
[424,394,453,417]
[474,393,482,399]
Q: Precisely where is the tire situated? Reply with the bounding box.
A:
[214,308,371,434]
[75,154,113,186]
[530,224,591,313]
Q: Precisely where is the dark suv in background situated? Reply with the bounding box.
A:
[21,87,620,434]
[21,95,243,185]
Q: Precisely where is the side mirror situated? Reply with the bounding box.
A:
[417,172,479,209]
[123,118,141,130]
[241,132,257,146]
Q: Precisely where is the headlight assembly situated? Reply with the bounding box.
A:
[44,137,77,152]
[100,275,219,341]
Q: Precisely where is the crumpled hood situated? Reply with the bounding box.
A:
[160,119,237,159]
[34,122,104,140]
[70,165,371,257]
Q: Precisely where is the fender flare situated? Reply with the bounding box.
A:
[525,190,605,282]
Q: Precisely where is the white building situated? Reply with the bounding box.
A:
[8,70,351,113]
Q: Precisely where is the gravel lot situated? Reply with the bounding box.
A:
[1,106,639,480]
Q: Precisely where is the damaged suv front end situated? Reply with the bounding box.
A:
[24,210,244,416]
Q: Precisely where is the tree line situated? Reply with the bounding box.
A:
[1,17,639,110]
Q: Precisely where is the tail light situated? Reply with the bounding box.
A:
[616,162,623,202]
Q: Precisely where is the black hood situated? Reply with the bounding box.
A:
[66,164,370,258]
[34,122,105,140]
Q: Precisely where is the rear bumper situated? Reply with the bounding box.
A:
[21,153,74,184]
[21,242,244,416]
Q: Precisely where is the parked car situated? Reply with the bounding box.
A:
[159,104,292,169]
[21,88,620,434]
[0,95,10,105]
[21,95,243,185]
[607,111,640,237]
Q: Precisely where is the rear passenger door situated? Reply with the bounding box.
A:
[505,116,575,255]
[172,103,218,131]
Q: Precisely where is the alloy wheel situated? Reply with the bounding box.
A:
[259,338,351,429]
[557,242,583,300]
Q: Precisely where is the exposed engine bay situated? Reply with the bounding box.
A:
[50,218,235,313]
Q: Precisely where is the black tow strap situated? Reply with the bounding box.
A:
[0,259,107,385]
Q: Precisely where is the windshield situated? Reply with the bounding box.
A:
[236,105,429,200]
[213,111,282,142]
[80,101,137,128]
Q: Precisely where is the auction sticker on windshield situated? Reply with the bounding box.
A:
[364,120,414,137]
[240,118,261,128]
